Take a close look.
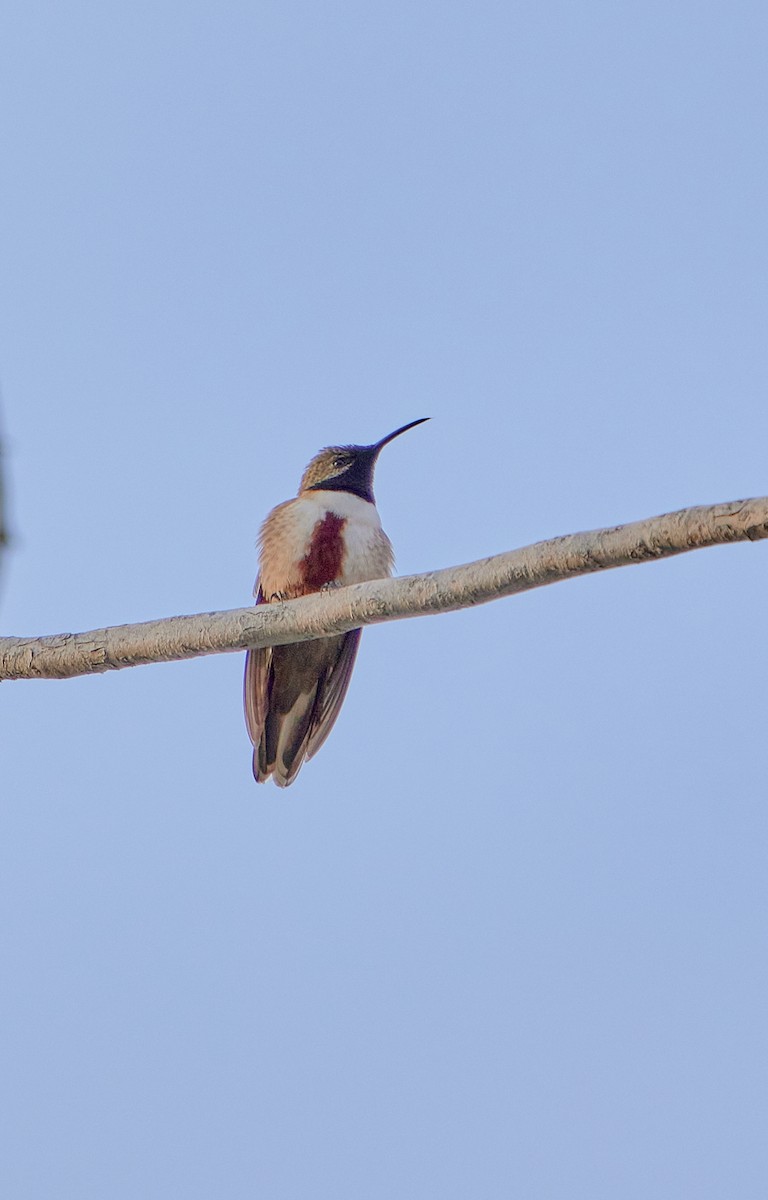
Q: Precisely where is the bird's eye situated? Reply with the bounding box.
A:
[332,456,346,469]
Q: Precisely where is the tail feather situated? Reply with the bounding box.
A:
[243,631,361,786]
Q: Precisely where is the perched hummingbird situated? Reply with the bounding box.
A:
[244,418,429,786]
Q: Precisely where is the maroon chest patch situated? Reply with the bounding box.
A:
[300,512,346,591]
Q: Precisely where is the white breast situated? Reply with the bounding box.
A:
[258,489,394,599]
[302,489,394,583]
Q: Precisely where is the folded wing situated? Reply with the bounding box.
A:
[243,606,362,787]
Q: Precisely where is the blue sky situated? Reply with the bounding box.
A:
[1,2,768,1196]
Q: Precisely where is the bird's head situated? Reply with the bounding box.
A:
[298,419,429,502]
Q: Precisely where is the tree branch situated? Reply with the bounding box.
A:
[1,496,766,682]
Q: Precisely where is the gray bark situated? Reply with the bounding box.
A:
[1,496,766,682]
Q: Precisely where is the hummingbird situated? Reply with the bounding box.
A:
[244,418,429,786]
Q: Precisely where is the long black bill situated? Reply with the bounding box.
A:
[310,418,430,503]
[371,417,430,456]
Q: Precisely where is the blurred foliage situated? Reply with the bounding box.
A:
[0,411,9,584]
